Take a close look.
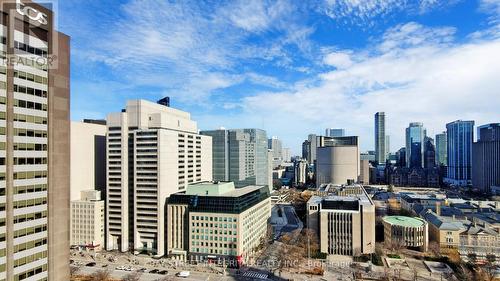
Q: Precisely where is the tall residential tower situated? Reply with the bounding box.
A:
[374,112,386,164]
[405,122,426,168]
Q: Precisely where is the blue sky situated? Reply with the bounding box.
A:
[57,0,500,154]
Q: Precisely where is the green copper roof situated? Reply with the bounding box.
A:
[383,216,426,227]
[185,181,235,196]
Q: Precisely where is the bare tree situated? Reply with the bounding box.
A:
[428,241,441,257]
[91,269,111,281]
[296,229,319,258]
[70,266,80,277]
[121,271,142,281]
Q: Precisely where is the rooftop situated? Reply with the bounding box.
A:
[383,216,426,227]
[185,181,263,197]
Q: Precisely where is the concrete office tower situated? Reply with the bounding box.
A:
[307,134,317,164]
[282,147,291,163]
[307,185,375,256]
[294,159,307,185]
[405,122,427,168]
[375,112,386,165]
[325,128,345,137]
[359,159,370,184]
[70,190,104,249]
[316,136,360,186]
[0,2,70,280]
[446,120,474,186]
[385,135,390,160]
[70,121,106,200]
[472,123,500,193]
[106,100,212,257]
[268,136,283,168]
[166,182,271,261]
[435,132,447,166]
[201,129,269,189]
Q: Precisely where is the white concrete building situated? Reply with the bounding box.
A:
[70,121,106,200]
[105,99,212,257]
[71,190,105,249]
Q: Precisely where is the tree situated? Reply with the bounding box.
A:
[467,253,477,265]
[122,272,142,281]
[91,269,111,281]
[484,254,497,281]
[70,266,80,277]
[428,241,441,257]
[273,179,283,190]
[296,229,319,258]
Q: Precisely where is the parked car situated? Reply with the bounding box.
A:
[159,270,168,275]
[177,271,190,278]
[86,262,96,267]
[149,269,159,274]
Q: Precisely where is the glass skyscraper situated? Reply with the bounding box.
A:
[201,129,270,188]
[446,120,474,186]
[435,132,447,166]
[405,122,426,168]
[374,112,386,164]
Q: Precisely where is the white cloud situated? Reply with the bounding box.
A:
[321,0,456,26]
[229,22,500,153]
[323,51,353,69]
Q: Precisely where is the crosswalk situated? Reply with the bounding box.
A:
[242,271,268,279]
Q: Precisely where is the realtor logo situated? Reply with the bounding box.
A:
[16,0,48,25]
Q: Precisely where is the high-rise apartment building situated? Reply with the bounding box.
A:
[307,134,317,165]
[325,128,345,137]
[70,120,106,200]
[166,182,270,262]
[405,122,426,168]
[446,120,474,186]
[105,100,212,257]
[301,140,310,160]
[70,190,104,249]
[0,2,70,280]
[374,112,386,164]
[385,135,390,160]
[435,132,447,166]
[472,123,500,193]
[201,129,270,189]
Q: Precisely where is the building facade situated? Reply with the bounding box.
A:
[166,182,271,263]
[307,185,375,256]
[201,128,270,190]
[383,216,428,252]
[406,122,426,168]
[70,121,106,200]
[472,123,500,193]
[446,120,474,186]
[325,128,345,137]
[375,112,386,164]
[0,1,70,280]
[294,159,307,185]
[70,190,104,249]
[105,99,212,257]
[435,132,447,166]
[316,136,360,186]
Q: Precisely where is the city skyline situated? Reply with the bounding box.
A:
[59,0,500,154]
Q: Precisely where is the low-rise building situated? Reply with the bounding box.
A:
[307,184,375,256]
[70,190,105,249]
[166,182,271,263]
[383,216,428,252]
